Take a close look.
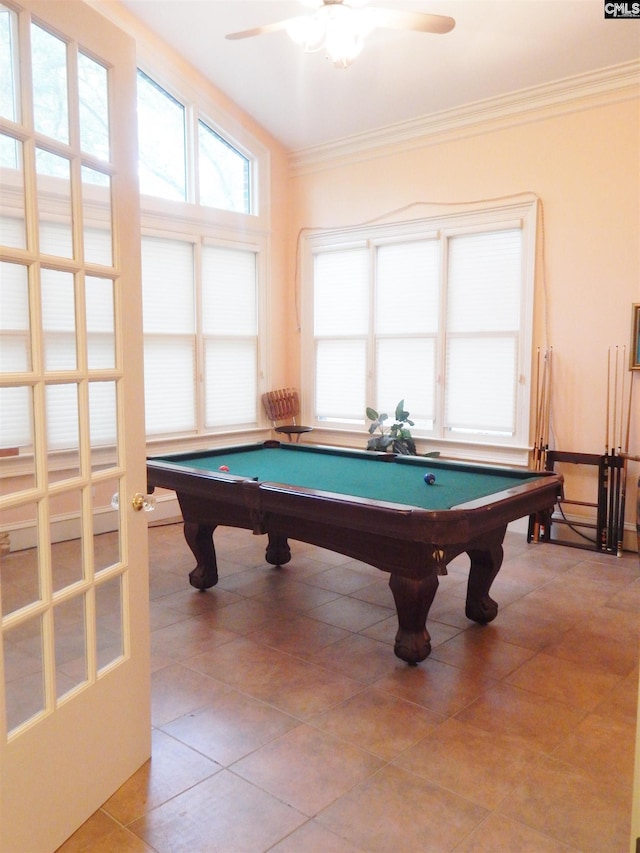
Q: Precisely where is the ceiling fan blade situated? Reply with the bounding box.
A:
[226,18,296,40]
[369,9,455,34]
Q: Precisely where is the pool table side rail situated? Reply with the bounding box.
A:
[147,452,563,547]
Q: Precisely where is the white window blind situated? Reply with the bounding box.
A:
[447,230,521,332]
[446,229,522,436]
[143,336,196,435]
[314,248,369,336]
[202,246,256,334]
[376,241,439,334]
[202,245,258,427]
[141,236,195,435]
[445,337,517,433]
[140,237,260,436]
[316,339,366,421]
[314,248,368,421]
[375,240,439,426]
[205,340,256,427]
[376,338,436,427]
[141,236,194,334]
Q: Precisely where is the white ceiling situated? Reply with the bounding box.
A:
[120,0,640,151]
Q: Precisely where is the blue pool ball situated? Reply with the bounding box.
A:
[424,472,436,485]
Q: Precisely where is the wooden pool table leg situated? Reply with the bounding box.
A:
[184,522,219,590]
[265,533,291,567]
[464,533,504,624]
[389,572,439,665]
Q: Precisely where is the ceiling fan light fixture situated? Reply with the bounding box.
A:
[226,3,455,69]
[325,30,363,68]
[323,4,367,67]
[285,15,325,51]
[286,3,370,67]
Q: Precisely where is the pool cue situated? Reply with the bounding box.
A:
[531,347,548,540]
[542,347,552,470]
[617,361,634,556]
[602,347,611,548]
[532,347,541,470]
[530,348,542,539]
[614,346,626,550]
[608,346,617,550]
[535,350,543,469]
[608,345,622,552]
[538,348,550,470]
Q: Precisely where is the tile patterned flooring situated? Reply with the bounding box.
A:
[58,522,639,852]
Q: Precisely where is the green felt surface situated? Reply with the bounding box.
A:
[158,445,540,511]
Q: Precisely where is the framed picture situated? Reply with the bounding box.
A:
[632,304,640,370]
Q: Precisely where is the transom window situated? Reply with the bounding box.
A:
[137,70,250,214]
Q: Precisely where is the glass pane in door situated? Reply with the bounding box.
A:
[93,476,120,572]
[86,276,116,369]
[46,383,80,481]
[41,268,77,371]
[0,501,40,616]
[4,614,45,733]
[0,134,25,249]
[0,5,19,123]
[96,574,123,670]
[30,22,69,143]
[36,149,73,258]
[49,489,84,592]
[54,593,87,699]
[78,52,110,160]
[89,380,118,472]
[0,261,30,371]
[0,385,35,490]
[82,167,112,266]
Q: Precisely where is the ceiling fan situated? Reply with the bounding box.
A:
[225,1,456,69]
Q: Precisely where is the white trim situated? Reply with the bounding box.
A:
[289,61,640,175]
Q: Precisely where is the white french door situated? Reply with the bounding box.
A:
[0,2,150,850]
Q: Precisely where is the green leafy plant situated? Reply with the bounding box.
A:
[366,400,417,455]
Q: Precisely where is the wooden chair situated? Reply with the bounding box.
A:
[262,388,313,442]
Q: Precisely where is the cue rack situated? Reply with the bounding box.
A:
[528,345,636,555]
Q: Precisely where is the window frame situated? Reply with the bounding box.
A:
[134,62,271,449]
[300,199,537,465]
[135,62,269,230]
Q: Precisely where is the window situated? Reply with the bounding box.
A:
[135,69,269,440]
[137,70,186,202]
[302,201,537,457]
[136,70,251,214]
[198,121,250,213]
[141,236,260,438]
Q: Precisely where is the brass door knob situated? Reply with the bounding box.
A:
[131,493,156,512]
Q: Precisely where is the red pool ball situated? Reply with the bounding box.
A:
[218,464,229,472]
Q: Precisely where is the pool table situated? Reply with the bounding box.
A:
[147,441,563,665]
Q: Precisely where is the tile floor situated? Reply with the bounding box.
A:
[58,522,639,852]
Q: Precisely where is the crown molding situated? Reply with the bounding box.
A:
[289,60,640,177]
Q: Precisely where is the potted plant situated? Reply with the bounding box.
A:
[366,400,417,455]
